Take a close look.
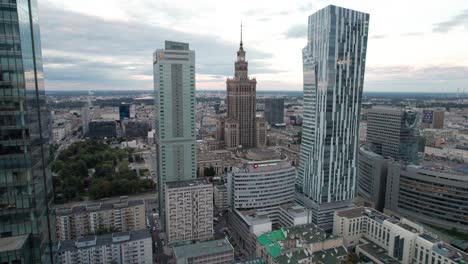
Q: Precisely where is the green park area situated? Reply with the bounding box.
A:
[52,140,155,203]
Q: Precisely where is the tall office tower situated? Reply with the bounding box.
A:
[297,5,370,230]
[118,103,130,121]
[225,26,258,148]
[0,1,55,263]
[153,41,197,223]
[264,98,285,124]
[367,106,419,163]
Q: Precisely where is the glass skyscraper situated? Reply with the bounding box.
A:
[0,0,55,263]
[153,41,196,224]
[297,5,369,230]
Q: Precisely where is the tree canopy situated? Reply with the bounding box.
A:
[52,140,155,203]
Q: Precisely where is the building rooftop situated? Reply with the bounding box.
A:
[357,242,400,264]
[279,203,309,218]
[232,160,294,174]
[57,229,151,252]
[274,246,348,264]
[234,258,265,264]
[236,209,272,226]
[338,207,424,233]
[55,198,144,216]
[417,159,468,176]
[173,238,233,261]
[257,224,335,258]
[419,234,468,262]
[244,148,282,161]
[165,178,211,189]
[214,184,227,191]
[0,234,29,253]
[336,207,366,219]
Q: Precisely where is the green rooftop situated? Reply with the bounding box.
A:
[257,224,340,261]
[257,229,286,258]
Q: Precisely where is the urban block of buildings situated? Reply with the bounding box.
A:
[333,207,468,264]
[227,160,312,257]
[56,229,153,264]
[55,198,146,241]
[256,224,348,264]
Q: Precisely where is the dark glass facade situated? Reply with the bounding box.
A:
[0,0,55,263]
[118,104,130,120]
[264,98,284,124]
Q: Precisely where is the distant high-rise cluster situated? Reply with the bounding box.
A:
[297,5,370,230]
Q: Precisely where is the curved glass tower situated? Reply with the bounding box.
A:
[297,5,370,230]
[0,0,55,262]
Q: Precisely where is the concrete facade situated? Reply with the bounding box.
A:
[55,199,146,241]
[165,179,214,244]
[153,41,197,222]
[57,229,153,264]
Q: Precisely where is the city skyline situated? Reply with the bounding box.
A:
[39,0,468,92]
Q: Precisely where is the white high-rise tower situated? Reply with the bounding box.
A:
[153,41,197,222]
[297,5,370,229]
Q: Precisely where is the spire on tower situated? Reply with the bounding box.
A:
[240,21,243,50]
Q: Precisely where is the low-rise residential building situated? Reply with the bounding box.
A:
[256,224,347,264]
[333,207,468,264]
[165,179,214,244]
[55,198,146,241]
[56,229,153,264]
[173,238,234,264]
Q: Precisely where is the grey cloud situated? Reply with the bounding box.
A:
[284,24,307,39]
[370,34,386,40]
[401,32,424,37]
[364,65,468,92]
[298,3,314,12]
[433,9,468,33]
[38,3,275,90]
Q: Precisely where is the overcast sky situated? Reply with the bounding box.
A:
[39,0,468,92]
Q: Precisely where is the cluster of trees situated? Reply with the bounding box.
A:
[52,140,155,203]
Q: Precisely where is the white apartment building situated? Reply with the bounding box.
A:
[55,198,145,241]
[154,41,197,223]
[165,179,213,244]
[333,207,468,264]
[57,229,153,264]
